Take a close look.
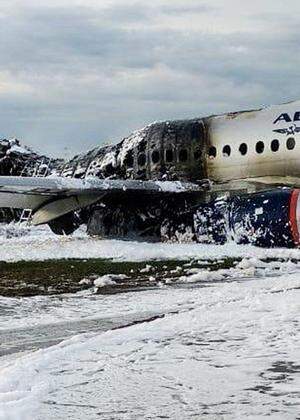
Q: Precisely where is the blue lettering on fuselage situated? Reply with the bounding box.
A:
[274,112,300,124]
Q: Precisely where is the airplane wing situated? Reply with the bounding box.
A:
[0,176,203,225]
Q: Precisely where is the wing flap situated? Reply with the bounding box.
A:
[32,194,105,225]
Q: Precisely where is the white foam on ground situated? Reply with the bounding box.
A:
[0,223,299,419]
[1,224,300,263]
[0,255,298,334]
[0,272,299,419]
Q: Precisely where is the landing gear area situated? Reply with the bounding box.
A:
[47,189,300,248]
[48,212,82,236]
[86,196,195,242]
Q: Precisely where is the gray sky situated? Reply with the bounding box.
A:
[0,0,299,157]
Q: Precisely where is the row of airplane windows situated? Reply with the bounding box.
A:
[208,137,296,159]
[125,147,201,167]
[125,136,297,168]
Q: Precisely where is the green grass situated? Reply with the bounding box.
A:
[0,257,241,297]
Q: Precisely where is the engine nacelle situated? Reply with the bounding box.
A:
[194,189,300,248]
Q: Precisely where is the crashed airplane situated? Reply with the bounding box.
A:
[1,99,300,247]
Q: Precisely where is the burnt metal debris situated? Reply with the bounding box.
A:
[0,138,64,223]
[0,120,206,240]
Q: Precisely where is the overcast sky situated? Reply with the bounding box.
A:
[0,0,299,157]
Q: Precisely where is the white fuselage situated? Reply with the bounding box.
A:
[207,100,300,182]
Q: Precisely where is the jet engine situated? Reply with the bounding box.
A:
[193,189,300,248]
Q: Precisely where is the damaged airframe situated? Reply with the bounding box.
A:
[1,100,300,247]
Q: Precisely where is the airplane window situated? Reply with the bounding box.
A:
[208,146,217,158]
[151,150,160,164]
[124,151,134,167]
[222,145,231,157]
[165,149,174,163]
[239,143,248,155]
[138,153,146,167]
[287,137,296,150]
[194,148,202,160]
[256,141,264,154]
[104,163,114,176]
[179,149,188,162]
[271,139,279,152]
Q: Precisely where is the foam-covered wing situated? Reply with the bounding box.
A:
[0,176,203,225]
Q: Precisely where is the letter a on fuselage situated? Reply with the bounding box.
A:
[273,113,292,124]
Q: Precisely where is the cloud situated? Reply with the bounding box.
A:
[160,3,213,15]
[0,0,299,157]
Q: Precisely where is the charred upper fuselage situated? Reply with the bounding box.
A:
[57,119,207,183]
[4,99,300,188]
[54,99,300,187]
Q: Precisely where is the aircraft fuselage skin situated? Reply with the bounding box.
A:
[206,102,300,184]
[1,100,300,247]
[49,100,300,247]
[52,100,300,200]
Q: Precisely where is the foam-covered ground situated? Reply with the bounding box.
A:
[0,224,299,419]
[2,223,300,262]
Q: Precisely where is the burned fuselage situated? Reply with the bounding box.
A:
[2,99,300,247]
[54,119,209,239]
[53,100,300,187]
[57,119,207,183]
